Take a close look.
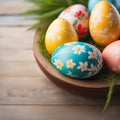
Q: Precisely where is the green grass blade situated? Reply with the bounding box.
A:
[103,75,116,112]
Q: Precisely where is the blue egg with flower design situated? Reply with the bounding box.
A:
[51,42,103,79]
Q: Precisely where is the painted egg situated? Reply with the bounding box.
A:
[89,1,120,46]
[51,42,103,79]
[102,40,120,73]
[115,0,120,9]
[58,4,89,38]
[45,18,78,55]
[88,0,120,13]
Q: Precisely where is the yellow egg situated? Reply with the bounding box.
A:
[89,1,120,46]
[45,18,78,55]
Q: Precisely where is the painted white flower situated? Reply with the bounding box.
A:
[89,64,96,71]
[77,62,88,72]
[88,63,101,76]
[87,44,94,49]
[87,72,93,77]
[66,71,78,78]
[98,58,103,66]
[92,10,102,27]
[66,59,76,69]
[72,45,85,55]
[54,59,63,70]
[88,51,97,59]
[66,71,73,77]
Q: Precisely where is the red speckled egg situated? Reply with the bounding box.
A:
[102,40,120,73]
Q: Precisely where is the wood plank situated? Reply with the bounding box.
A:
[0,50,34,61]
[0,77,119,105]
[0,27,34,50]
[0,15,36,26]
[0,105,120,120]
[0,77,104,105]
[0,0,34,15]
[0,61,41,77]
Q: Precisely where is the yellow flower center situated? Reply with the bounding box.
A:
[81,64,86,69]
[55,60,63,70]
[76,47,81,52]
[66,60,75,68]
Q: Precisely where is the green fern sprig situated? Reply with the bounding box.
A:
[103,72,120,112]
[25,0,88,29]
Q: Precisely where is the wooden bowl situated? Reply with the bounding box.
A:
[33,30,120,98]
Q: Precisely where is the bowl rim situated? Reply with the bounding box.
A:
[33,30,120,89]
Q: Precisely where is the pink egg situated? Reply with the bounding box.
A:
[58,4,89,38]
[102,40,120,73]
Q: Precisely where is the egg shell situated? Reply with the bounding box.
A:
[89,1,120,46]
[45,18,78,55]
[58,4,89,38]
[102,40,120,73]
[115,0,120,9]
[51,42,103,79]
[88,0,120,13]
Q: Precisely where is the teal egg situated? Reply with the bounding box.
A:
[51,42,103,79]
[88,0,119,13]
[115,0,120,9]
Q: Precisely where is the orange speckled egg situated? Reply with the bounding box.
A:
[45,18,78,55]
[102,40,120,73]
[89,1,120,46]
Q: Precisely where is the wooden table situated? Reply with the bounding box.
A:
[0,0,120,119]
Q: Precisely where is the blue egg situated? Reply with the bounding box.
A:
[51,42,103,79]
[115,0,120,8]
[88,0,119,13]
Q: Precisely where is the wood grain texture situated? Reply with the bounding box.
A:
[0,105,120,120]
[0,27,34,50]
[0,16,35,26]
[0,77,119,105]
[0,50,34,61]
[0,0,34,15]
[0,61,41,77]
[0,0,120,119]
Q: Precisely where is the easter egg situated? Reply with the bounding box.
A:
[88,0,120,13]
[89,1,120,46]
[45,18,78,55]
[58,4,89,38]
[102,40,120,73]
[115,0,120,9]
[51,42,103,79]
